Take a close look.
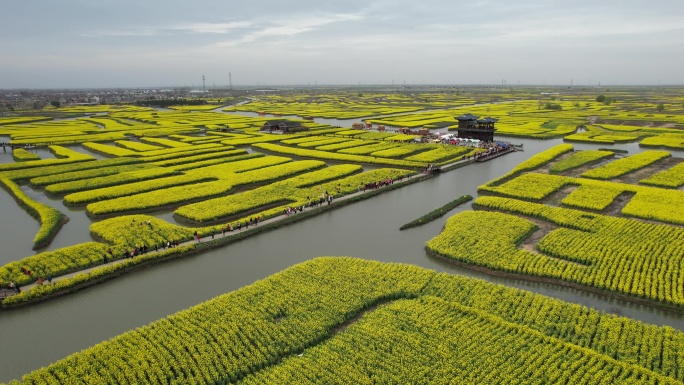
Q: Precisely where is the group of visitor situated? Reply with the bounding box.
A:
[1,143,39,152]
[7,267,54,292]
[361,178,395,192]
[227,216,261,233]
[303,193,335,209]
[124,244,154,259]
[472,141,511,161]
[4,281,21,294]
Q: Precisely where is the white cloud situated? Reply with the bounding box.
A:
[170,21,253,34]
[82,20,252,38]
[82,28,158,37]
[211,13,364,47]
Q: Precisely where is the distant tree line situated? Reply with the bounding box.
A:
[544,102,563,111]
[595,95,615,105]
[135,99,208,107]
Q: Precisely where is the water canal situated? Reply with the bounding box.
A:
[0,137,682,382]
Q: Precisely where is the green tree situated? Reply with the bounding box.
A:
[596,95,606,103]
[50,100,61,108]
[656,103,665,112]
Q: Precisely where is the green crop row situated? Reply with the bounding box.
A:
[45,167,180,195]
[405,145,473,164]
[114,140,164,152]
[148,148,244,167]
[370,145,425,158]
[548,150,615,173]
[581,150,671,179]
[315,139,367,151]
[11,148,40,162]
[82,142,139,157]
[640,133,684,149]
[139,137,192,148]
[0,146,94,172]
[29,163,150,186]
[481,172,684,225]
[64,156,291,206]
[296,138,352,148]
[168,152,264,172]
[483,144,575,187]
[339,142,399,155]
[640,161,684,188]
[86,160,326,216]
[252,143,425,168]
[2,157,139,182]
[64,173,211,206]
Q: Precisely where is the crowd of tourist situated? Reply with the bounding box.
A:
[472,141,512,161]
[1,142,39,152]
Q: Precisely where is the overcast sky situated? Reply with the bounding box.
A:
[1,0,682,88]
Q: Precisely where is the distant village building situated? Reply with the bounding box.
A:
[455,114,498,142]
[260,120,307,134]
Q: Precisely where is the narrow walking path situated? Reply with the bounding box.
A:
[5,155,482,299]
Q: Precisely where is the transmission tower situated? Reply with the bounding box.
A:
[229,72,233,90]
[202,75,206,92]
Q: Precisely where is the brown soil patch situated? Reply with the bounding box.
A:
[536,152,576,174]
[542,185,577,206]
[517,218,586,266]
[475,206,589,266]
[602,191,635,217]
[562,157,616,178]
[612,157,682,185]
[519,223,550,253]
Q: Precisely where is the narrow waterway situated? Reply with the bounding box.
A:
[0,137,683,382]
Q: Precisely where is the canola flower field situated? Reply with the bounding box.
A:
[0,89,681,306]
[2,88,684,383]
[428,145,684,309]
[7,257,684,384]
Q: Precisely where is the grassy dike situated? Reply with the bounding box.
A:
[400,194,472,230]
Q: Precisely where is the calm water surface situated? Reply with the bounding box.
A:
[0,137,683,382]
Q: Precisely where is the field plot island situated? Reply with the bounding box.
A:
[9,258,684,384]
[428,145,684,310]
